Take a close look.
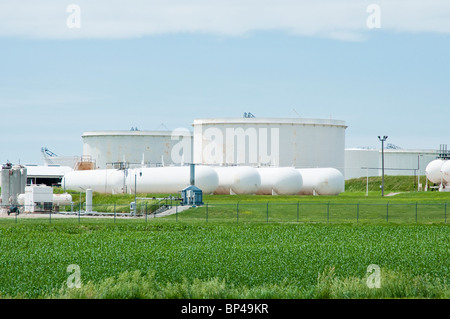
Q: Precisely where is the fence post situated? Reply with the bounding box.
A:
[386,203,389,223]
[176,203,178,222]
[445,202,447,224]
[357,203,359,224]
[49,208,52,224]
[206,203,208,223]
[114,203,116,223]
[415,202,418,223]
[78,202,81,224]
[297,202,299,223]
[327,202,330,223]
[145,202,148,223]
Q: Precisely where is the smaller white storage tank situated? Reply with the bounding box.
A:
[297,168,345,196]
[256,167,303,195]
[425,159,445,184]
[213,166,261,195]
[440,160,450,184]
[53,193,73,206]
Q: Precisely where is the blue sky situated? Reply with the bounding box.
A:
[1,1,450,165]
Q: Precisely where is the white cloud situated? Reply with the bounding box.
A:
[0,0,449,40]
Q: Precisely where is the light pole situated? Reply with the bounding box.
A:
[378,136,388,197]
[134,172,137,216]
[134,169,142,216]
[417,155,423,192]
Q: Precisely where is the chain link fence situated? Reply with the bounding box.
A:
[1,201,448,225]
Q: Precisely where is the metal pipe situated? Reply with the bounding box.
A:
[190,163,195,186]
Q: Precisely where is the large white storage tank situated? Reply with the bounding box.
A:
[82,130,193,169]
[425,159,445,184]
[297,168,345,195]
[213,166,261,195]
[193,117,347,174]
[256,167,303,195]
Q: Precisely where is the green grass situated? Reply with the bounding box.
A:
[1,176,448,299]
[345,175,426,193]
[0,222,448,299]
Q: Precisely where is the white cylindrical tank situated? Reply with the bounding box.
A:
[86,189,93,213]
[53,194,73,206]
[193,118,347,173]
[10,166,22,204]
[20,166,27,195]
[82,130,193,169]
[256,167,303,195]
[440,160,450,184]
[18,194,73,206]
[213,166,261,195]
[126,165,219,194]
[297,168,344,195]
[1,165,10,205]
[62,169,125,194]
[274,167,303,195]
[18,194,25,205]
[425,159,445,184]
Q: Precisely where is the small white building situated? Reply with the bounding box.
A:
[22,185,53,213]
[25,165,73,186]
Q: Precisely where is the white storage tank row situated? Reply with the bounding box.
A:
[62,165,344,196]
[425,159,450,191]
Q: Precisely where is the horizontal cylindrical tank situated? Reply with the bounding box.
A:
[425,159,445,184]
[297,168,344,195]
[18,193,73,206]
[62,169,126,194]
[256,167,303,195]
[53,193,73,206]
[126,165,219,194]
[213,166,261,195]
[440,160,450,184]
